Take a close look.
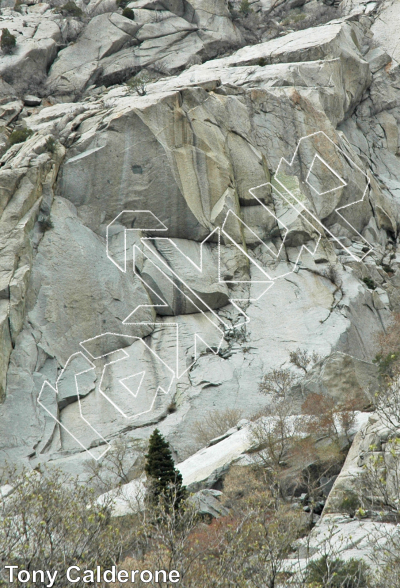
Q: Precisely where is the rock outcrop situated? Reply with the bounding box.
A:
[1,0,244,100]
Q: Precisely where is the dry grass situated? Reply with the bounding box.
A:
[192,407,243,447]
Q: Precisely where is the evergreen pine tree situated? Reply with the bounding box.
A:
[145,429,186,508]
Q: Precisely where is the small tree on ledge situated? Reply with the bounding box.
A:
[145,428,186,509]
[1,29,16,55]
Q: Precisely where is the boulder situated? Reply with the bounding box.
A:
[59,17,85,44]
[189,489,230,518]
[324,413,400,515]
[0,79,17,104]
[23,95,41,107]
[97,425,252,516]
[33,19,62,43]
[99,30,205,84]
[86,0,119,16]
[296,352,379,405]
[217,21,363,69]
[46,0,243,94]
[177,425,253,491]
[97,410,369,517]
[126,0,185,14]
[286,514,399,572]
[0,38,57,94]
[134,15,197,42]
[365,46,391,74]
[0,99,23,125]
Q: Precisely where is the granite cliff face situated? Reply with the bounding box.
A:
[0,0,400,562]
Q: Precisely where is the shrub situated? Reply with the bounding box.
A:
[292,12,307,22]
[0,467,129,581]
[250,399,296,475]
[374,351,400,377]
[60,1,83,16]
[289,348,321,374]
[1,28,16,55]
[301,392,360,444]
[38,217,54,232]
[117,0,130,8]
[45,136,56,153]
[382,263,392,274]
[362,276,376,290]
[375,312,400,356]
[323,264,342,288]
[239,0,252,14]
[192,407,243,446]
[339,491,361,517]
[373,313,400,378]
[126,72,150,96]
[85,438,146,493]
[257,57,267,66]
[282,12,307,25]
[259,368,299,398]
[122,6,134,18]
[167,399,177,414]
[8,128,32,146]
[306,555,368,588]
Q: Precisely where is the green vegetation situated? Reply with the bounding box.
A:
[0,384,393,588]
[371,313,400,378]
[45,136,56,153]
[126,71,149,95]
[167,399,177,413]
[239,0,252,15]
[60,1,83,16]
[122,6,134,18]
[257,57,267,66]
[117,0,130,8]
[306,556,368,588]
[382,263,392,274]
[145,428,186,508]
[8,128,32,146]
[374,351,400,377]
[362,276,376,290]
[193,407,243,446]
[339,491,361,517]
[282,12,307,25]
[38,217,54,232]
[1,28,16,54]
[0,467,128,583]
[4,330,400,588]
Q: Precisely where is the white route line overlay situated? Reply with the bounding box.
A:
[37,131,374,459]
[38,336,175,459]
[273,132,373,262]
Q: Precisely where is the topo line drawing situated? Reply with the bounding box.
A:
[37,131,374,459]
